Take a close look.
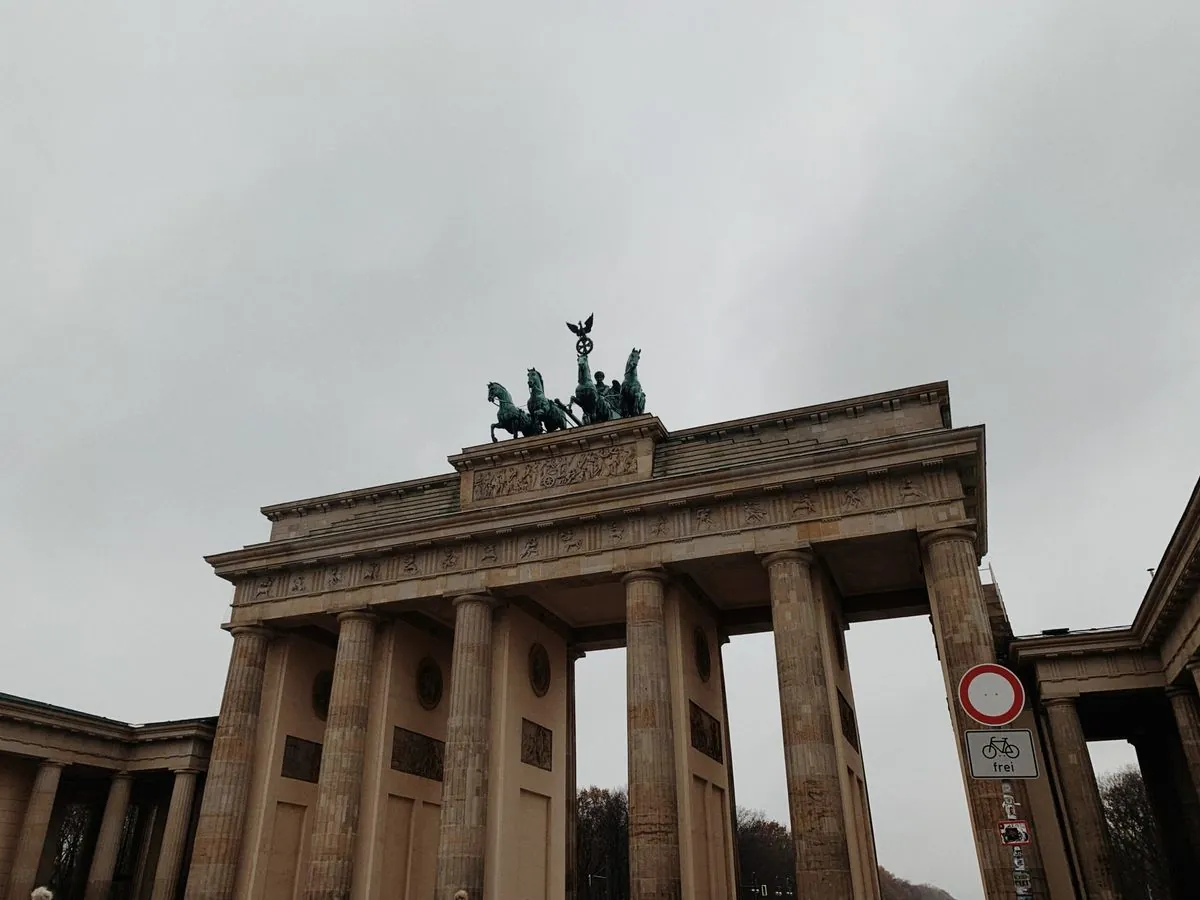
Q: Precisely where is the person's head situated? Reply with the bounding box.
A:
[594,371,605,385]
[32,888,54,900]
[453,892,469,900]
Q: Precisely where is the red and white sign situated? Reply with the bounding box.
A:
[958,663,1025,727]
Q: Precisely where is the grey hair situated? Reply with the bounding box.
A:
[32,889,54,900]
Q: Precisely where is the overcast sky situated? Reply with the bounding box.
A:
[3,3,1198,898]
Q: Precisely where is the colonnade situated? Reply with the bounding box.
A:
[5,762,199,900]
[179,525,1023,900]
[1040,669,1200,899]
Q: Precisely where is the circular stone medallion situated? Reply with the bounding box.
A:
[416,658,444,710]
[694,627,712,682]
[312,670,334,722]
[529,643,551,697]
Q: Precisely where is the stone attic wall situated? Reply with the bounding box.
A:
[260,387,950,544]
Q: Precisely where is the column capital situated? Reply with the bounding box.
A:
[1185,658,1200,673]
[451,592,499,609]
[169,767,203,776]
[335,609,381,626]
[621,569,669,587]
[1042,695,1078,709]
[760,548,816,570]
[1166,685,1194,700]
[37,758,66,770]
[109,771,134,782]
[223,623,274,641]
[918,527,978,550]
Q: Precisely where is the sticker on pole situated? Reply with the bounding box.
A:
[999,820,1031,846]
[958,663,1025,727]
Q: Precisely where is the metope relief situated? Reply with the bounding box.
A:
[521,718,553,771]
[472,445,638,502]
[281,735,322,783]
[689,701,723,763]
[391,727,445,782]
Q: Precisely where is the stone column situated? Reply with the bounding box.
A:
[1043,698,1118,900]
[84,772,135,900]
[1170,683,1200,797]
[305,611,379,899]
[718,634,742,892]
[921,528,1049,899]
[565,648,583,900]
[5,759,64,900]
[184,624,272,900]
[151,769,200,900]
[434,594,497,900]
[762,550,852,899]
[624,570,681,900]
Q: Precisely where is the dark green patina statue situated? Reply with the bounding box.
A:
[486,314,648,441]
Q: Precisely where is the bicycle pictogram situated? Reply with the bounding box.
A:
[980,736,1021,760]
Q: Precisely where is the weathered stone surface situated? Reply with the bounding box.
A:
[434,595,496,900]
[184,626,271,900]
[5,759,63,900]
[83,772,134,900]
[763,550,853,898]
[152,769,199,900]
[625,571,682,900]
[305,611,378,899]
[1044,698,1118,899]
[922,529,1050,900]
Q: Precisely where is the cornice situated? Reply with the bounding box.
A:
[1132,475,1200,645]
[260,472,458,523]
[664,381,951,440]
[1009,627,1140,665]
[205,426,983,579]
[0,693,216,747]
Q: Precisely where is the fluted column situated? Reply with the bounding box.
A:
[718,633,741,892]
[624,570,681,900]
[762,550,852,898]
[151,769,200,900]
[1174,680,1200,797]
[184,624,272,900]
[434,594,497,900]
[921,528,1049,899]
[5,759,64,900]
[84,772,135,900]
[566,647,583,900]
[305,611,379,899]
[1043,698,1118,900]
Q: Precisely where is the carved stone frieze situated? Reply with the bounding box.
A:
[391,726,445,781]
[689,700,723,763]
[521,718,553,770]
[281,735,322,783]
[472,445,638,502]
[232,469,963,606]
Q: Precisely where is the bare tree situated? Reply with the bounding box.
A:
[576,786,629,900]
[1098,765,1170,900]
[575,791,958,900]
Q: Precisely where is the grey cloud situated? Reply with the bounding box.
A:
[4,3,1198,897]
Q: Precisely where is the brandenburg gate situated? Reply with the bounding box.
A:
[179,323,1076,900]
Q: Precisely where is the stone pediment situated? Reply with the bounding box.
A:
[449,415,667,509]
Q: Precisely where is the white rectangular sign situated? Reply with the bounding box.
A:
[964,729,1039,779]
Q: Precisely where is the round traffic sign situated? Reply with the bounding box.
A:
[958,663,1025,727]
